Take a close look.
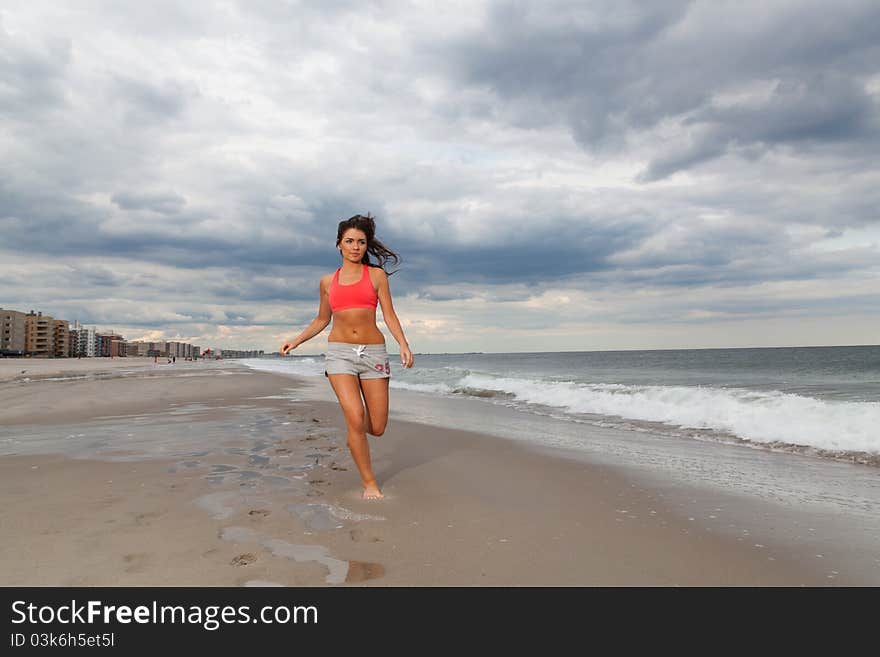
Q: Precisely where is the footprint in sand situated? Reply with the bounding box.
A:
[133,511,161,526]
[248,509,270,519]
[349,528,383,543]
[231,553,256,566]
[123,553,151,573]
[330,462,348,471]
[309,479,328,486]
[345,561,385,583]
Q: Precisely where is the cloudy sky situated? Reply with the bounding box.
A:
[2,0,879,354]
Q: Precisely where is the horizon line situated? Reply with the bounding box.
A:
[256,343,880,357]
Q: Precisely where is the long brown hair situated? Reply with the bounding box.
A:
[336,213,400,274]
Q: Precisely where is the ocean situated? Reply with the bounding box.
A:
[239,346,880,577]
[241,345,880,466]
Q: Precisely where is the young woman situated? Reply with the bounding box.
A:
[280,214,414,499]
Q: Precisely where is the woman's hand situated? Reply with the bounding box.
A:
[280,341,297,356]
[399,344,414,369]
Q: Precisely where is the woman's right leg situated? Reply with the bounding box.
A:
[327,373,384,499]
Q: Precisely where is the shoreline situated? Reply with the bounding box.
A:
[0,361,873,585]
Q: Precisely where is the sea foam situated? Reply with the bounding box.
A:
[455,373,880,455]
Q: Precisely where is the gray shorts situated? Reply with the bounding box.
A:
[324,342,391,379]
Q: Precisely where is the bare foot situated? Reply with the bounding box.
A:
[362,482,384,500]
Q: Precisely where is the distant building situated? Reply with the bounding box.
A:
[52,319,69,358]
[25,311,55,357]
[96,332,125,357]
[127,341,147,356]
[1,308,27,356]
[126,339,201,359]
[110,336,126,357]
[69,321,96,357]
[220,349,265,358]
[78,326,97,357]
[68,321,80,357]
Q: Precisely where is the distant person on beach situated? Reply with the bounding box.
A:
[280,214,414,499]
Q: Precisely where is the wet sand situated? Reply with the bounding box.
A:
[0,356,159,382]
[0,359,863,585]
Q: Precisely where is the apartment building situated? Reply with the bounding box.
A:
[25,311,55,357]
[68,327,79,357]
[127,341,167,357]
[1,308,27,356]
[74,325,97,357]
[69,321,81,357]
[126,340,200,359]
[128,341,150,356]
[52,319,69,358]
[96,333,126,357]
[68,320,94,357]
[221,349,264,358]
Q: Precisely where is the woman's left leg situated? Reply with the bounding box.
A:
[360,377,389,436]
[327,373,383,499]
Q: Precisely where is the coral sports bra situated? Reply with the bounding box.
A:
[328,265,378,312]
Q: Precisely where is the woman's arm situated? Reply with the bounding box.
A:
[280,276,332,355]
[375,268,414,368]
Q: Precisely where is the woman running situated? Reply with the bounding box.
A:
[280,214,414,499]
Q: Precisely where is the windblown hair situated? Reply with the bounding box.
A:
[336,213,400,274]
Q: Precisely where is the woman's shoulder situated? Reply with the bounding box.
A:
[367,265,387,282]
[319,271,336,288]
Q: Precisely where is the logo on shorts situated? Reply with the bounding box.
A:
[376,359,390,374]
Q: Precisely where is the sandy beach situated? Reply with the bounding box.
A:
[0,358,871,586]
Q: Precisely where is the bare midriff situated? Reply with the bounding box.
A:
[327,307,385,344]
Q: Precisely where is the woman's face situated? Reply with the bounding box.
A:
[339,228,368,262]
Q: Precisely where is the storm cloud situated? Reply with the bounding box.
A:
[1,1,878,352]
